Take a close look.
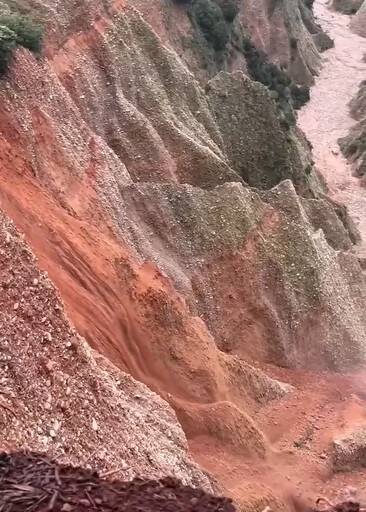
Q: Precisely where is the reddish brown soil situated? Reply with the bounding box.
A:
[190,367,366,509]
[0,1,366,511]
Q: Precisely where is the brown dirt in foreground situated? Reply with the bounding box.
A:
[190,366,366,510]
[0,451,235,511]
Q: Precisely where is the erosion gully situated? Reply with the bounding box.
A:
[298,0,366,253]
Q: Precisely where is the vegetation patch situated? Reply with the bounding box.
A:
[189,0,231,51]
[0,14,43,74]
[240,35,310,115]
[172,0,309,124]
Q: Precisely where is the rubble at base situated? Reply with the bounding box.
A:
[0,451,236,512]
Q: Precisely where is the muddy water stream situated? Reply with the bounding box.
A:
[298,0,366,251]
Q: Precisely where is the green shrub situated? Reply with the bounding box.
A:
[240,35,309,120]
[290,36,298,49]
[290,83,310,109]
[214,0,239,22]
[190,0,229,51]
[0,15,43,53]
[242,36,291,93]
[0,25,16,72]
[0,15,43,74]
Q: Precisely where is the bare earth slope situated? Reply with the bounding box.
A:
[1,0,366,509]
[0,207,211,489]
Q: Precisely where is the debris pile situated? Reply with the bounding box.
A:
[0,451,236,512]
[312,498,363,512]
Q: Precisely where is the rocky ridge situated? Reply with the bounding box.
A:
[130,0,332,86]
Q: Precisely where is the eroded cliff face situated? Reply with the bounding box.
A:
[1,0,366,509]
[351,0,366,35]
[237,0,332,84]
[339,80,366,177]
[129,0,332,86]
[333,0,363,14]
[0,207,211,488]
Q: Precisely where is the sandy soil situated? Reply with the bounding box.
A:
[299,0,366,251]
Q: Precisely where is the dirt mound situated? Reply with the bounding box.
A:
[0,451,236,511]
[174,400,269,457]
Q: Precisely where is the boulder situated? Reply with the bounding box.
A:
[333,427,366,471]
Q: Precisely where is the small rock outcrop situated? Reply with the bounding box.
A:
[339,117,366,178]
[339,75,366,177]
[350,80,366,120]
[333,427,366,471]
[333,0,363,14]
[351,0,366,37]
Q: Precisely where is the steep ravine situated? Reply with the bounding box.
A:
[2,0,366,510]
[299,0,366,253]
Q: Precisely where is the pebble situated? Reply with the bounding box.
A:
[92,417,98,431]
[13,302,19,311]
[33,278,39,286]
[45,360,54,373]
[44,332,52,342]
[66,386,71,396]
[49,429,56,438]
